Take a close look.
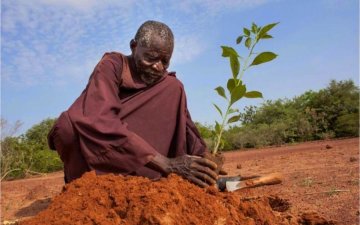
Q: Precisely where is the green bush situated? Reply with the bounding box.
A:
[1,118,63,180]
[1,136,28,179]
[334,113,359,137]
[239,123,288,148]
[25,119,59,150]
[196,79,359,151]
[31,149,63,173]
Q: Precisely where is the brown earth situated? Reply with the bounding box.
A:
[1,138,359,225]
[17,172,310,225]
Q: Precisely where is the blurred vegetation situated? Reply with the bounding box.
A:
[1,118,62,180]
[196,80,359,151]
[1,79,358,180]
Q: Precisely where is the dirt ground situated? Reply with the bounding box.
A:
[1,138,359,224]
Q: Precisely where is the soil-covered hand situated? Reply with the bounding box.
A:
[203,151,228,175]
[168,155,218,188]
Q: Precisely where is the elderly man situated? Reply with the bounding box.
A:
[48,20,220,187]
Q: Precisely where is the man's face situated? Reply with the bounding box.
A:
[131,35,173,85]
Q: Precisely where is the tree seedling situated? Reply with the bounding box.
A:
[212,22,279,154]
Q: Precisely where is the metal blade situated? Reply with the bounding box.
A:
[226,181,242,192]
[217,176,241,192]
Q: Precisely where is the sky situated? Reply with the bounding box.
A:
[1,0,359,135]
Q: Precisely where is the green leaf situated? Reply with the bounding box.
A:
[244,91,263,98]
[215,121,221,134]
[228,115,241,123]
[227,79,235,93]
[230,56,240,78]
[259,22,279,38]
[215,86,227,99]
[230,84,246,105]
[213,103,223,116]
[236,36,243,44]
[251,23,257,33]
[245,37,251,49]
[261,34,273,39]
[228,108,239,114]
[250,52,277,66]
[227,78,240,93]
[221,46,238,58]
[243,28,250,36]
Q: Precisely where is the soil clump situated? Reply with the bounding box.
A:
[19,171,335,225]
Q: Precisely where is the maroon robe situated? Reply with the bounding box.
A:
[48,52,207,182]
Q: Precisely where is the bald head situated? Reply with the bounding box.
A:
[134,20,174,50]
[130,21,174,85]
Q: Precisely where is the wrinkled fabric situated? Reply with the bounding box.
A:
[48,52,207,182]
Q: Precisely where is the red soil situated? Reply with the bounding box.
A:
[2,138,358,225]
[19,172,334,225]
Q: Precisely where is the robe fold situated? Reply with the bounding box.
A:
[48,52,207,182]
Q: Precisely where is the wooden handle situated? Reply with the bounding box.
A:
[244,173,282,188]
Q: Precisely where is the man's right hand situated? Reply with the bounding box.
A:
[146,153,218,188]
[167,155,218,187]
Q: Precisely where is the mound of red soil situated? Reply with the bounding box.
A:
[19,172,335,225]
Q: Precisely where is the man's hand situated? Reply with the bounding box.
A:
[146,153,218,188]
[167,155,218,187]
[203,151,228,175]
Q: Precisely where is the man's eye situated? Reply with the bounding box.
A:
[146,55,157,61]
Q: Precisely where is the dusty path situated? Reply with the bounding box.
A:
[1,138,359,224]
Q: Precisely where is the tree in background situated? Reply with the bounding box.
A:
[1,118,62,180]
[197,79,359,150]
[305,80,359,137]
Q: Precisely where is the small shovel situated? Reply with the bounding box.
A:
[217,173,282,192]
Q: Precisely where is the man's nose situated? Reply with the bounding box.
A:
[152,61,164,72]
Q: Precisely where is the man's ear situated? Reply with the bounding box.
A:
[130,39,137,52]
